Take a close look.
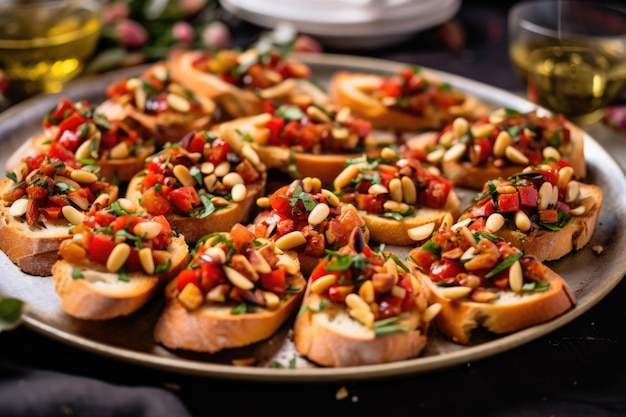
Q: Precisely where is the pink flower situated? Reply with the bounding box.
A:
[116,19,148,49]
[172,22,195,44]
[103,1,130,25]
[201,21,231,49]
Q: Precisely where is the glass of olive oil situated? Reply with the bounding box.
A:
[0,0,102,102]
[508,0,626,125]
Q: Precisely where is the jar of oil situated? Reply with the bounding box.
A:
[0,0,102,102]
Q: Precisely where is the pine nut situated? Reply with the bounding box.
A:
[204,174,218,192]
[570,205,586,216]
[173,164,196,187]
[223,265,255,290]
[493,131,514,157]
[211,196,230,206]
[231,183,247,203]
[256,197,270,208]
[247,249,272,274]
[214,160,231,177]
[422,303,442,322]
[62,205,85,225]
[151,65,168,82]
[75,138,98,160]
[471,288,497,303]
[349,309,374,328]
[133,221,163,239]
[557,166,574,189]
[69,194,89,211]
[438,131,454,147]
[488,108,507,124]
[139,247,155,274]
[241,144,263,170]
[109,141,130,159]
[514,210,531,231]
[565,181,580,203]
[443,143,467,162]
[69,169,97,184]
[384,257,399,282]
[358,280,375,303]
[333,163,362,191]
[391,285,406,299]
[106,243,131,272]
[263,291,281,309]
[276,253,300,275]
[94,193,111,207]
[308,203,330,226]
[542,146,561,161]
[118,198,138,213]
[471,123,494,138]
[9,198,28,217]
[202,246,226,264]
[345,293,372,312]
[508,260,523,292]
[400,176,417,205]
[407,222,435,241]
[387,178,402,202]
[306,105,331,123]
[275,231,306,250]
[368,183,388,195]
[310,273,337,294]
[426,147,445,163]
[321,189,340,207]
[55,175,81,191]
[135,87,147,111]
[380,147,398,161]
[222,172,244,187]
[125,77,141,91]
[206,283,229,302]
[451,217,472,231]
[486,213,505,232]
[550,183,559,207]
[505,146,529,165]
[383,200,409,213]
[452,117,469,138]
[166,93,190,113]
[200,162,215,175]
[538,182,553,210]
[332,126,349,140]
[439,286,472,300]
[14,162,29,183]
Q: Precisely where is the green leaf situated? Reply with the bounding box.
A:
[0,298,24,332]
[485,252,523,278]
[275,104,304,121]
[71,268,84,279]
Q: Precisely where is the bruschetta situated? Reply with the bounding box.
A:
[5,97,155,183]
[455,159,602,261]
[250,177,369,275]
[125,130,267,243]
[168,47,325,120]
[0,155,118,276]
[294,227,439,367]
[332,150,460,246]
[98,61,216,147]
[153,223,306,354]
[216,102,377,185]
[52,201,189,320]
[330,66,490,132]
[408,223,576,344]
[404,108,586,189]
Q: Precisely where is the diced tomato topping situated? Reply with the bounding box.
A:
[176,269,201,292]
[260,269,286,295]
[421,177,452,209]
[203,137,230,165]
[377,295,403,319]
[539,209,559,223]
[429,259,464,282]
[111,215,143,234]
[88,234,117,265]
[169,186,201,213]
[497,193,520,212]
[518,186,538,207]
[268,185,292,216]
[141,187,173,215]
[327,284,354,303]
[411,249,439,273]
[471,199,495,217]
[230,223,255,250]
[199,262,226,292]
[235,158,260,183]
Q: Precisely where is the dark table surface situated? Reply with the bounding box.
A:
[2,2,626,416]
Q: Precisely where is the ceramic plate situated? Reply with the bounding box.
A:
[0,54,624,382]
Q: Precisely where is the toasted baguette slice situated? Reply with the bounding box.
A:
[5,97,156,183]
[294,228,433,367]
[0,158,118,276]
[249,178,370,276]
[153,224,306,353]
[216,102,379,186]
[457,161,602,261]
[333,154,460,246]
[404,108,586,189]
[330,69,490,132]
[99,62,216,147]
[125,130,268,242]
[408,227,576,344]
[167,49,321,120]
[53,235,189,320]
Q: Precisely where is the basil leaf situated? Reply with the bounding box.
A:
[485,252,523,278]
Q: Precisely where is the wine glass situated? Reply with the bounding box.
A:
[508,0,626,125]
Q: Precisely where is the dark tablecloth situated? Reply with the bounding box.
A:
[2,2,626,416]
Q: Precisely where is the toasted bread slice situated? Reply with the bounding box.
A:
[294,228,434,367]
[332,154,460,246]
[153,224,306,353]
[0,158,118,276]
[330,69,490,132]
[408,227,576,344]
[404,108,587,189]
[457,161,602,261]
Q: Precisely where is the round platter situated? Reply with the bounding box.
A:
[0,53,624,382]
